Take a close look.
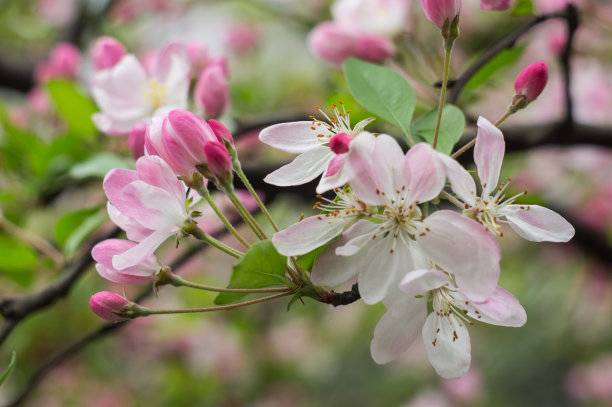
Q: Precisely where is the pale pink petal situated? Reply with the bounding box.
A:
[358,237,408,304]
[112,229,172,270]
[400,269,450,297]
[92,239,157,275]
[259,121,330,153]
[346,132,386,205]
[95,264,154,285]
[474,117,505,197]
[106,202,153,242]
[272,214,350,256]
[120,181,186,230]
[103,168,138,211]
[371,300,427,364]
[465,287,527,327]
[499,205,575,242]
[316,160,349,194]
[334,219,380,256]
[438,154,477,206]
[404,143,445,204]
[371,134,406,197]
[136,155,185,204]
[423,313,472,379]
[417,211,500,302]
[264,146,333,186]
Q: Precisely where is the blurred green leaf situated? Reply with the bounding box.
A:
[512,0,534,16]
[465,45,527,91]
[46,80,98,137]
[343,58,415,142]
[411,105,466,154]
[0,352,16,387]
[54,207,107,256]
[215,240,287,305]
[69,153,133,179]
[0,235,38,286]
[296,242,332,271]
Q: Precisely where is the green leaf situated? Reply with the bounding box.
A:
[46,80,98,137]
[465,45,527,91]
[0,352,16,387]
[343,58,416,142]
[215,240,287,305]
[411,105,466,154]
[296,242,333,271]
[54,207,107,256]
[69,153,134,179]
[0,235,38,287]
[511,0,534,16]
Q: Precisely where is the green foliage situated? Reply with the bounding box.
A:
[54,207,107,257]
[411,105,466,154]
[343,58,416,142]
[215,240,288,305]
[0,234,38,286]
[69,153,134,179]
[512,0,535,16]
[296,242,332,271]
[46,79,98,137]
[0,352,16,387]
[465,45,527,91]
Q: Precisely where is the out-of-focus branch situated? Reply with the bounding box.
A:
[558,4,579,128]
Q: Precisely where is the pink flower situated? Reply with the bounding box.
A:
[194,59,230,120]
[371,267,526,378]
[439,116,574,242]
[128,123,147,159]
[480,0,511,10]
[90,43,190,134]
[208,119,234,145]
[421,0,462,30]
[513,61,549,106]
[35,42,81,82]
[144,109,219,182]
[103,155,189,270]
[90,36,127,71]
[331,0,411,37]
[186,41,211,75]
[203,141,233,185]
[89,291,133,322]
[259,105,374,193]
[226,22,260,53]
[92,239,159,284]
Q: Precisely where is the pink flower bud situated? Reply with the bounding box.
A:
[203,141,233,184]
[208,119,234,145]
[90,36,126,71]
[480,0,511,10]
[514,61,549,103]
[355,34,395,63]
[145,109,218,181]
[35,42,81,82]
[308,22,357,66]
[187,41,210,74]
[89,292,132,322]
[27,87,50,115]
[194,60,230,120]
[128,123,147,159]
[226,22,260,54]
[421,0,462,30]
[329,132,352,154]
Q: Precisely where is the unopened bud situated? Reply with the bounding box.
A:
[329,132,352,154]
[89,292,145,322]
[480,0,511,10]
[355,35,395,63]
[422,0,462,31]
[194,60,230,119]
[514,61,548,104]
[128,123,147,159]
[90,36,126,71]
[208,119,234,145]
[203,141,233,187]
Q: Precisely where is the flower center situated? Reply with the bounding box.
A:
[144,78,167,110]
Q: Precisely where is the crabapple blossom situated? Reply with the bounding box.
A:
[511,61,549,112]
[480,0,511,10]
[259,103,375,193]
[194,59,230,119]
[208,119,234,145]
[35,42,81,82]
[370,266,526,378]
[103,155,190,270]
[128,123,146,159]
[90,43,190,134]
[439,116,574,242]
[89,292,134,322]
[92,239,159,284]
[421,0,462,30]
[90,36,127,71]
[331,0,410,38]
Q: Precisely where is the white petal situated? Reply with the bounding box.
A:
[403,143,446,204]
[423,313,471,379]
[346,132,386,205]
[400,269,450,297]
[334,219,380,256]
[474,116,505,197]
[500,205,575,242]
[463,287,527,327]
[358,237,408,304]
[112,229,171,270]
[370,299,427,364]
[371,134,406,197]
[264,146,333,186]
[438,153,477,206]
[259,121,330,153]
[272,215,350,256]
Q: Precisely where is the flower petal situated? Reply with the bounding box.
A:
[358,237,409,304]
[438,154,477,206]
[259,121,330,153]
[400,269,450,297]
[106,202,153,242]
[112,229,171,270]
[120,181,186,230]
[404,143,445,203]
[465,287,527,327]
[316,156,349,194]
[371,299,427,364]
[474,116,505,197]
[423,313,472,379]
[371,134,406,197]
[346,132,386,205]
[136,155,185,205]
[272,214,350,256]
[264,146,333,186]
[499,205,575,242]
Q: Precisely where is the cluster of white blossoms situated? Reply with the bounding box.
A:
[260,112,575,379]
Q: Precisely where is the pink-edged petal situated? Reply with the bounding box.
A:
[136,155,185,204]
[120,181,186,230]
[346,132,386,205]
[259,121,331,153]
[465,287,526,327]
[499,205,575,242]
[106,202,153,242]
[400,269,450,297]
[316,161,349,193]
[371,134,406,197]
[272,214,350,256]
[103,168,138,210]
[438,154,477,206]
[264,146,333,186]
[417,210,500,302]
[95,264,155,285]
[404,143,445,204]
[474,116,505,197]
[112,229,171,270]
[423,313,471,379]
[371,299,427,364]
[92,239,157,274]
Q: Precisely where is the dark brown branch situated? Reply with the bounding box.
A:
[558,4,579,128]
[317,283,361,307]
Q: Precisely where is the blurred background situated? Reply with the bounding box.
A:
[0,0,611,406]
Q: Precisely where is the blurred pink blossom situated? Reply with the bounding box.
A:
[35,42,81,82]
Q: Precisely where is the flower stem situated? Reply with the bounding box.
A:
[432,47,453,150]
[233,161,280,232]
[225,187,268,240]
[170,274,289,293]
[451,110,513,159]
[194,185,250,248]
[441,190,465,209]
[184,223,244,258]
[144,291,294,315]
